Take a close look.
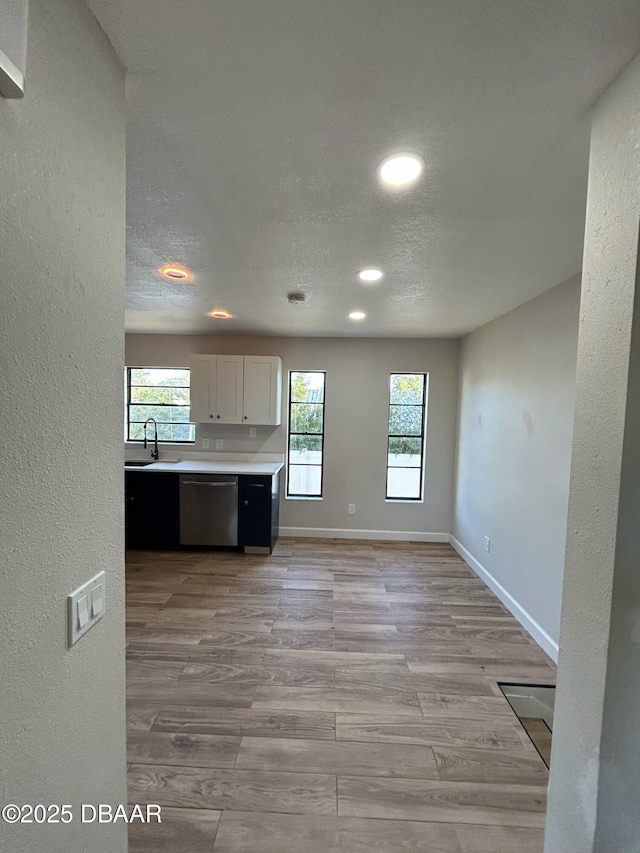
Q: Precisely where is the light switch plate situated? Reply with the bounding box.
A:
[68,571,106,647]
[202,438,210,449]
[215,439,224,450]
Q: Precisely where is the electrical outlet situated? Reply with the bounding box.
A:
[484,536,490,553]
[249,427,257,438]
[215,439,224,450]
[202,438,210,449]
[348,503,355,515]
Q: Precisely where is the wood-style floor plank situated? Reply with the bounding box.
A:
[128,807,221,853]
[336,714,531,752]
[126,660,187,681]
[128,764,337,815]
[433,746,549,785]
[253,685,423,716]
[417,692,519,720]
[126,703,163,732]
[126,680,256,708]
[211,811,463,852]
[153,706,337,740]
[334,668,496,696]
[235,736,440,779]
[126,538,556,853]
[262,648,406,665]
[455,824,545,852]
[127,730,241,768]
[338,776,546,826]
[180,660,335,687]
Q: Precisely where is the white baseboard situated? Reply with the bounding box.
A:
[449,535,559,663]
[280,527,449,543]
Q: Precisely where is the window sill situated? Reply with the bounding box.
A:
[285,495,323,501]
[125,441,195,447]
[385,498,424,504]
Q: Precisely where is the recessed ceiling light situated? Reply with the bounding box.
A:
[377,153,424,187]
[208,309,232,319]
[358,268,384,283]
[159,265,192,281]
[349,311,366,321]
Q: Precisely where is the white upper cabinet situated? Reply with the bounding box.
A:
[189,354,282,425]
[243,356,282,425]
[216,355,244,423]
[189,355,215,423]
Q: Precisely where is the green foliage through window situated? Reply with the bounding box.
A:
[287,371,325,497]
[126,367,195,443]
[386,373,427,500]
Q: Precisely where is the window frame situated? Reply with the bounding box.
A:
[125,366,195,444]
[385,372,428,502]
[286,370,326,499]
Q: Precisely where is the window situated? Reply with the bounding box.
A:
[126,367,195,443]
[287,371,325,497]
[386,373,427,500]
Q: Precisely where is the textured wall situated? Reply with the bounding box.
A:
[125,334,459,537]
[0,0,28,86]
[0,2,127,851]
[452,277,580,652]
[544,51,640,853]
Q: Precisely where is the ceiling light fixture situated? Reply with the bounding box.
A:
[159,265,192,281]
[377,153,424,187]
[357,268,384,283]
[349,311,366,321]
[208,309,232,319]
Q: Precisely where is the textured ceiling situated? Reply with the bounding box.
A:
[88,0,640,337]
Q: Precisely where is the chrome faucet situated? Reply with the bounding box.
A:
[143,417,159,460]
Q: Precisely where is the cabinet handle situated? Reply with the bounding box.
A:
[250,483,265,488]
[244,415,248,420]
[217,414,221,419]
[244,500,249,506]
[209,414,213,418]
[182,480,236,487]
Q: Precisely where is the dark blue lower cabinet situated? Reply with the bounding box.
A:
[126,470,281,553]
[238,473,281,553]
[125,471,180,549]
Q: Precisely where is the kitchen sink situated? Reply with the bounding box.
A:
[124,459,155,467]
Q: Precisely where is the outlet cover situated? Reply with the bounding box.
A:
[68,571,106,647]
[484,536,491,553]
[348,503,355,515]
[249,427,257,438]
[215,438,224,450]
[202,438,210,449]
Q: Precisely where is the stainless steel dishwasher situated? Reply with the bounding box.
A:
[179,474,239,546]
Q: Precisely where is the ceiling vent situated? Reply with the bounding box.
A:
[287,292,306,305]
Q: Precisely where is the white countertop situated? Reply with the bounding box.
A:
[124,459,283,475]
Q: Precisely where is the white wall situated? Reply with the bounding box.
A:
[125,334,459,539]
[0,3,127,851]
[452,276,580,656]
[545,50,640,853]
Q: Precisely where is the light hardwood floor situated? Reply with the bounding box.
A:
[126,539,556,852]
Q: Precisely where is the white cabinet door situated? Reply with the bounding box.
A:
[189,355,216,423]
[243,356,282,425]
[216,354,244,423]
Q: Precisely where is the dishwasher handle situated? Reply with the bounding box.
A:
[181,479,237,487]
